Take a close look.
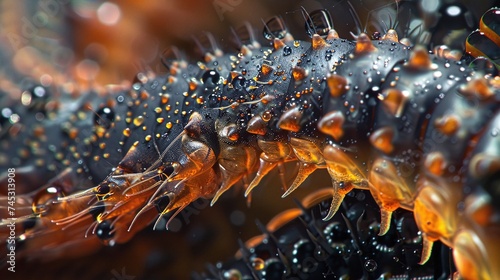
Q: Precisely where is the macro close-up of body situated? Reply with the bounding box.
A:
[1,0,500,279]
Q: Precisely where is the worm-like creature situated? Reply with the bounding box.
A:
[1,1,500,279]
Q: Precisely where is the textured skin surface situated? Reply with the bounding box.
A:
[1,1,500,279]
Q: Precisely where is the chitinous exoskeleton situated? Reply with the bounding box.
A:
[1,2,500,280]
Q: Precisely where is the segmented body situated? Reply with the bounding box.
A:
[1,1,500,279]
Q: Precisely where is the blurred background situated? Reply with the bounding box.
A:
[2,0,498,87]
[0,0,499,279]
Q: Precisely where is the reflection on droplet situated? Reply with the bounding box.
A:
[283,46,292,56]
[94,107,115,128]
[491,128,499,137]
[446,5,461,17]
[364,259,378,272]
[133,116,145,127]
[251,257,265,270]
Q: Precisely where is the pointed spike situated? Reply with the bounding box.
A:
[354,33,377,54]
[210,182,231,206]
[292,66,307,81]
[293,197,311,221]
[220,124,240,142]
[169,64,180,75]
[277,107,302,132]
[215,144,256,204]
[434,114,461,136]
[378,88,408,118]
[245,176,261,197]
[244,159,278,197]
[368,158,410,235]
[322,182,353,221]
[260,63,274,76]
[251,40,261,49]
[407,46,432,69]
[311,34,328,50]
[424,152,447,176]
[273,38,286,50]
[230,71,239,80]
[355,209,371,234]
[240,45,252,56]
[378,209,392,236]
[283,33,295,43]
[317,110,345,141]
[255,219,269,235]
[326,74,347,97]
[214,48,224,57]
[188,79,199,92]
[256,219,280,249]
[400,38,412,47]
[246,115,268,135]
[204,52,216,63]
[459,77,494,100]
[276,248,292,276]
[304,228,326,250]
[326,29,339,40]
[419,236,434,265]
[237,238,251,258]
[304,220,330,251]
[282,163,317,198]
[382,29,399,42]
[167,76,177,84]
[322,190,343,221]
[369,127,395,154]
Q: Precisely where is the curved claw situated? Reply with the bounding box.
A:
[419,236,434,265]
[282,163,317,198]
[322,181,354,221]
[210,182,232,206]
[322,190,345,221]
[378,209,393,236]
[244,159,278,197]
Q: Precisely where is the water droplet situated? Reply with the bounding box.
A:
[202,70,221,85]
[133,116,145,127]
[123,128,131,137]
[116,95,125,103]
[363,259,377,272]
[251,257,265,270]
[94,107,115,128]
[223,269,242,280]
[283,46,292,56]
[230,75,246,90]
